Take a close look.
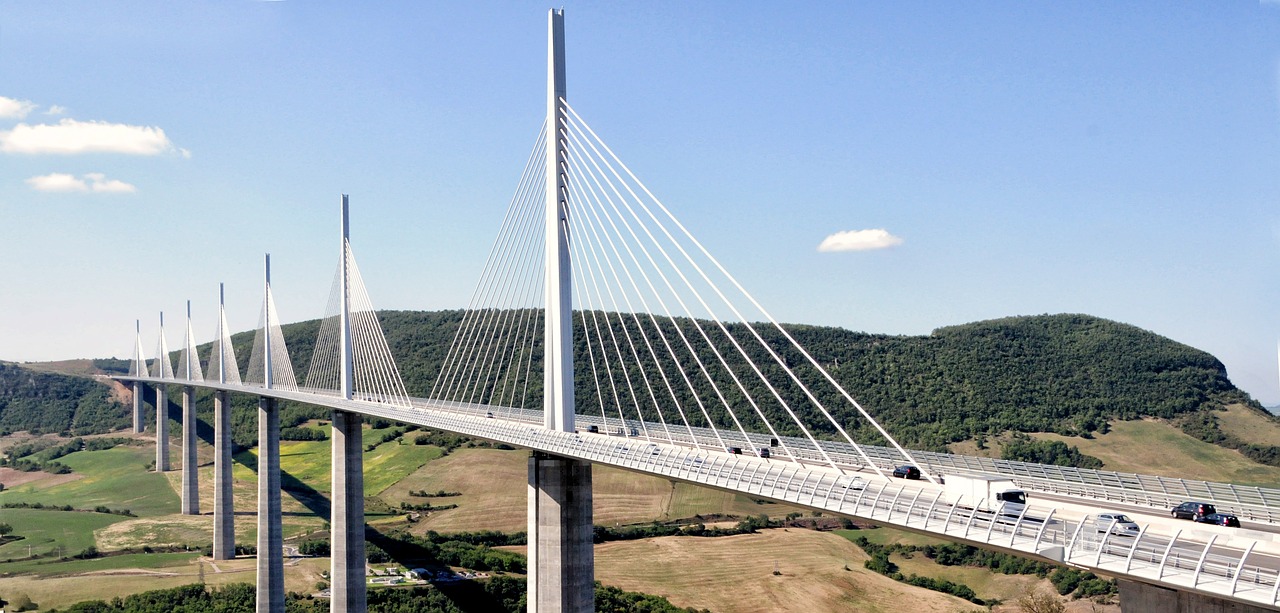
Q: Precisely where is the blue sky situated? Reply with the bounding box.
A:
[3,2,1280,404]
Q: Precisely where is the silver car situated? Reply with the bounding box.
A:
[1095,512,1140,537]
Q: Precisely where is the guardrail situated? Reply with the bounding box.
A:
[436,400,1280,525]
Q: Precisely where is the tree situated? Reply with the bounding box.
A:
[7,593,37,612]
[1016,587,1065,613]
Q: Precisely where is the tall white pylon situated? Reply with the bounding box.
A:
[543,6,573,433]
[246,254,298,390]
[207,283,242,385]
[131,319,147,377]
[340,195,354,401]
[264,255,274,389]
[152,312,174,379]
[180,300,204,381]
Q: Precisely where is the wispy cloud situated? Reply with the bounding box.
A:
[44,105,67,116]
[817,228,903,252]
[0,96,37,120]
[26,172,137,193]
[1,118,175,155]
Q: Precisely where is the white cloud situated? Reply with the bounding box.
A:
[1,118,175,155]
[0,96,37,120]
[44,105,67,116]
[26,172,137,194]
[817,228,904,252]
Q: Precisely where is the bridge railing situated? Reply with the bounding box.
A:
[887,449,1280,525]
[421,399,1280,526]
[390,400,1277,607]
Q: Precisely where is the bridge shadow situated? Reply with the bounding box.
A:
[150,384,333,520]
[363,526,519,612]
[234,449,332,519]
[152,384,217,451]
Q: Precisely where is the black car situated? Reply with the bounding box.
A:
[1171,501,1217,520]
[892,465,921,480]
[1195,513,1241,528]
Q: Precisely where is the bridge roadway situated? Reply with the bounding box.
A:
[121,375,1280,610]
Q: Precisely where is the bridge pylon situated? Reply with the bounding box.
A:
[180,300,201,516]
[331,194,367,613]
[528,9,595,613]
[211,282,237,560]
[131,319,145,433]
[153,311,171,472]
[256,255,285,613]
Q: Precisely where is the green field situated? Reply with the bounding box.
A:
[0,509,123,561]
[0,445,178,516]
[236,425,440,496]
[0,550,196,575]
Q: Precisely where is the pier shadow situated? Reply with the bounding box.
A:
[235,448,332,520]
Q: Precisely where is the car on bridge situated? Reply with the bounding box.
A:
[1194,512,1241,528]
[1093,512,1140,537]
[1171,501,1216,521]
[892,465,921,480]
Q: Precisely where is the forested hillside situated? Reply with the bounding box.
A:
[0,312,1262,454]
[0,362,126,435]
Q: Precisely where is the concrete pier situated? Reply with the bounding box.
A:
[1118,579,1273,612]
[331,410,366,613]
[132,382,144,433]
[528,451,594,613]
[181,386,199,515]
[213,390,234,560]
[256,397,283,613]
[155,385,169,472]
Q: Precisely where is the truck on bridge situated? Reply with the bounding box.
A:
[943,474,1027,515]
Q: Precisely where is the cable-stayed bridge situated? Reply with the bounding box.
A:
[111,10,1280,613]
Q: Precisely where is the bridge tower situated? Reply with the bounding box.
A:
[132,320,145,433]
[528,9,595,613]
[180,300,200,515]
[257,254,285,613]
[331,194,367,613]
[154,311,170,472]
[212,283,235,560]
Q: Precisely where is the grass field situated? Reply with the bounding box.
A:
[0,509,124,561]
[0,555,329,611]
[236,425,440,496]
[1216,403,1280,447]
[1033,419,1280,486]
[0,551,196,576]
[0,445,179,517]
[594,528,984,613]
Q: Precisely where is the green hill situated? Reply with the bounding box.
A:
[0,362,127,436]
[2,312,1263,455]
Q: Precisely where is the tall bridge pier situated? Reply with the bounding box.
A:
[132,382,144,433]
[331,410,365,613]
[213,390,234,559]
[1119,579,1275,612]
[256,396,283,613]
[155,384,169,472]
[528,452,594,612]
[181,386,199,515]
